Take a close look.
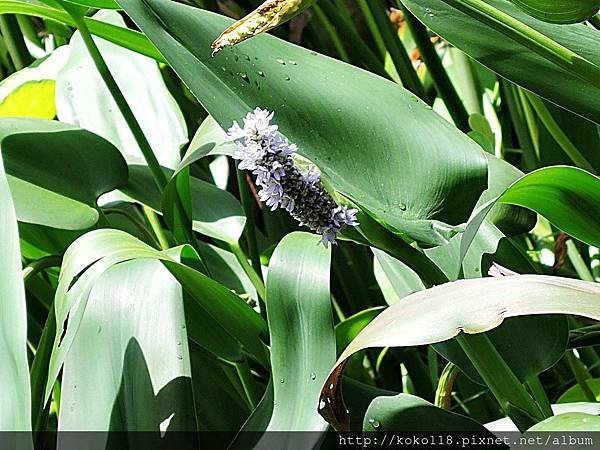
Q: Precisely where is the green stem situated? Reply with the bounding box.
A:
[230,242,266,303]
[456,333,544,431]
[565,351,596,402]
[104,207,161,248]
[23,258,61,431]
[400,4,470,131]
[22,255,62,282]
[402,348,435,401]
[441,0,600,86]
[318,0,388,78]
[366,0,427,100]
[356,0,387,57]
[16,14,41,48]
[142,206,170,250]
[524,92,596,174]
[525,376,553,418]
[517,87,541,165]
[234,359,262,410]
[435,362,460,409]
[312,4,351,63]
[234,169,267,321]
[0,14,32,70]
[589,14,600,30]
[68,13,168,191]
[450,49,482,115]
[566,239,594,282]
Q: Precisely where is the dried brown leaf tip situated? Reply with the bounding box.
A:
[211,0,316,56]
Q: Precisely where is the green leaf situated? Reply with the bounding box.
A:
[0,118,128,229]
[363,393,493,432]
[319,275,600,429]
[63,0,120,9]
[0,0,163,61]
[45,229,268,402]
[0,47,68,119]
[335,307,385,354]
[434,315,568,384]
[373,248,425,304]
[118,0,490,245]
[259,232,335,444]
[528,413,600,431]
[58,252,197,433]
[0,145,31,434]
[462,167,600,263]
[558,379,600,403]
[402,0,600,123]
[56,10,186,170]
[509,0,600,24]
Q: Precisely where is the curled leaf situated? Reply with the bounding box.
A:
[211,0,316,55]
[318,275,600,432]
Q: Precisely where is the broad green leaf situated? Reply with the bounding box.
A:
[363,393,492,432]
[45,229,268,402]
[256,232,334,447]
[0,148,32,435]
[375,235,568,384]
[319,275,600,431]
[528,413,600,431]
[462,167,600,263]
[0,118,128,229]
[56,10,186,170]
[0,46,68,119]
[402,0,600,123]
[558,379,600,403]
[118,0,490,246]
[58,252,196,435]
[0,0,163,61]
[509,0,600,24]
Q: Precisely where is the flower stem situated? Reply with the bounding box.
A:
[435,362,460,409]
[366,0,427,100]
[400,4,470,132]
[142,206,170,250]
[230,241,266,304]
[0,14,32,70]
[235,169,267,319]
[68,13,168,192]
[456,332,544,431]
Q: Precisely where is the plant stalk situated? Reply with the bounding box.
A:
[69,13,168,192]
[0,14,32,70]
[400,4,470,132]
[565,351,596,402]
[435,362,460,409]
[524,92,596,174]
[456,332,544,431]
[366,0,427,100]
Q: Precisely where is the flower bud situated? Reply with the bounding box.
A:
[212,0,317,55]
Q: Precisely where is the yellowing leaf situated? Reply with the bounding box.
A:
[0,46,68,119]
